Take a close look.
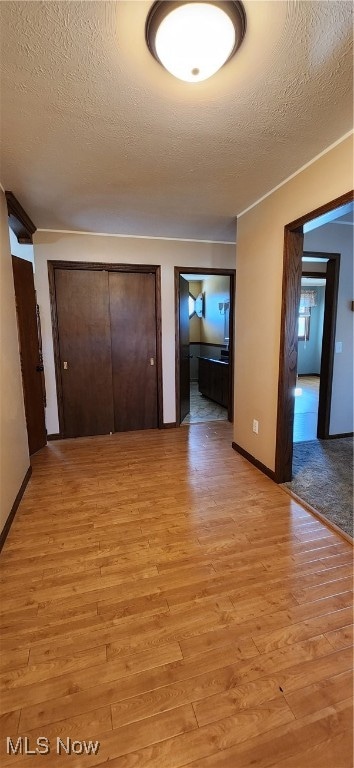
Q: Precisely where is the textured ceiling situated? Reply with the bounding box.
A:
[0,1,353,242]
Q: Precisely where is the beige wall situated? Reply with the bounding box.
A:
[33,232,235,432]
[0,190,30,533]
[201,275,230,344]
[234,134,353,471]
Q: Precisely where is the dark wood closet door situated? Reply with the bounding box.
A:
[109,271,158,431]
[55,269,114,437]
[12,255,47,454]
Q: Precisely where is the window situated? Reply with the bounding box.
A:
[298,307,310,340]
[298,287,316,341]
[189,293,196,318]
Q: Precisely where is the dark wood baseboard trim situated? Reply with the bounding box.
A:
[326,432,354,440]
[297,373,320,378]
[232,442,276,481]
[0,466,32,553]
[47,433,63,441]
[162,422,177,429]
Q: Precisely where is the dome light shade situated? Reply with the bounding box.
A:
[146,1,246,83]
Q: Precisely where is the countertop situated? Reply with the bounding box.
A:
[198,356,229,366]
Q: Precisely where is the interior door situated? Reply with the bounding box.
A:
[179,275,190,423]
[55,269,114,437]
[12,255,47,454]
[109,271,158,431]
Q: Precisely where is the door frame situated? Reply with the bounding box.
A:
[12,255,47,454]
[275,190,353,483]
[48,260,163,436]
[174,267,236,425]
[300,257,340,437]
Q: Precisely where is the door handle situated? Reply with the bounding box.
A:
[150,358,155,366]
[36,365,44,372]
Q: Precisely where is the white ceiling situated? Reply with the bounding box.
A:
[0,1,353,243]
[335,210,354,224]
[301,277,326,286]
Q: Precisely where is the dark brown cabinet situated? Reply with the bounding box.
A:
[198,357,229,408]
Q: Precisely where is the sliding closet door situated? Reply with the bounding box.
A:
[109,271,158,431]
[55,269,114,437]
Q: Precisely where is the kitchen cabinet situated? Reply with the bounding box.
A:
[198,357,229,408]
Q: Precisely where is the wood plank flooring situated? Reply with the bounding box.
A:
[0,422,352,767]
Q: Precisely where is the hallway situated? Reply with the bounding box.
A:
[181,382,228,424]
[293,375,320,443]
[0,423,352,768]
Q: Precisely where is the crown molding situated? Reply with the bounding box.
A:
[237,129,354,219]
[36,228,236,245]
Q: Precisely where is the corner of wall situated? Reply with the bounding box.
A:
[0,190,30,534]
[234,136,353,473]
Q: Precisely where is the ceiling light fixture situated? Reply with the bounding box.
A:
[145,1,246,83]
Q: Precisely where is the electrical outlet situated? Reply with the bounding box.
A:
[252,419,259,434]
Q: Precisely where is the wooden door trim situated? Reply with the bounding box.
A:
[174,267,236,426]
[154,268,163,429]
[48,263,65,437]
[301,271,327,278]
[48,261,163,436]
[12,255,47,453]
[48,260,160,273]
[317,254,340,439]
[300,253,340,438]
[6,191,36,244]
[285,191,354,232]
[178,274,191,424]
[275,190,353,483]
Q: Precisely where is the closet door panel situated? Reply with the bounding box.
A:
[55,269,114,437]
[109,271,158,431]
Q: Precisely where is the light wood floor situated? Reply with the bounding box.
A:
[0,422,353,767]
[293,376,319,443]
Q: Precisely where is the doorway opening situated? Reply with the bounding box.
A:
[276,191,353,483]
[174,267,235,426]
[293,257,329,443]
